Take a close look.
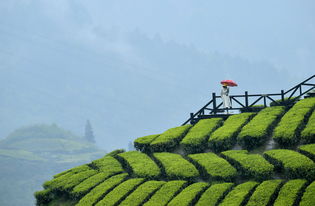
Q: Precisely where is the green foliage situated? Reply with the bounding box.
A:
[238,106,285,149]
[95,178,145,206]
[246,179,283,206]
[119,180,165,206]
[298,144,315,161]
[134,134,160,151]
[59,169,98,192]
[195,183,233,206]
[34,189,53,206]
[301,109,315,143]
[220,181,258,206]
[273,97,315,145]
[71,172,121,198]
[117,151,161,178]
[209,113,254,152]
[221,150,274,180]
[264,149,315,180]
[273,179,307,206]
[89,155,124,173]
[180,118,223,153]
[150,125,192,152]
[105,149,125,157]
[153,152,199,180]
[188,152,237,181]
[270,96,300,106]
[299,180,315,206]
[168,182,209,206]
[143,180,187,206]
[76,173,128,206]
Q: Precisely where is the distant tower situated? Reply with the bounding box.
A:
[128,141,134,151]
[85,120,95,143]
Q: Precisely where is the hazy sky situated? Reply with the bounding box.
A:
[1,0,314,76]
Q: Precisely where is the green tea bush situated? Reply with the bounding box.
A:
[273,97,315,146]
[188,152,237,181]
[76,173,128,206]
[95,178,145,206]
[221,150,274,180]
[34,189,52,206]
[71,172,122,198]
[117,151,161,179]
[220,181,258,206]
[180,118,223,153]
[264,149,315,180]
[150,125,192,152]
[298,144,315,161]
[143,180,187,206]
[299,180,315,206]
[52,164,90,179]
[238,106,285,149]
[134,134,160,152]
[119,181,165,206]
[89,155,124,173]
[168,182,209,206]
[273,179,307,206]
[209,113,254,152]
[246,179,283,206]
[301,109,315,143]
[59,169,98,192]
[153,152,199,180]
[195,183,233,206]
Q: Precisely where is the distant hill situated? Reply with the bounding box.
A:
[36,97,315,206]
[0,124,105,206]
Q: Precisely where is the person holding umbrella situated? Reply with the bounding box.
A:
[220,80,237,113]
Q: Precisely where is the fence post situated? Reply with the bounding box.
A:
[212,92,217,114]
[281,90,285,102]
[245,91,249,108]
[190,113,194,124]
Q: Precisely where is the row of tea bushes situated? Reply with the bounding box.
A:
[150,125,192,152]
[195,183,233,206]
[264,149,315,180]
[237,106,285,149]
[221,150,274,181]
[117,151,161,179]
[298,144,315,161]
[180,118,223,153]
[273,97,315,145]
[208,113,255,152]
[188,152,237,181]
[153,152,199,180]
[89,155,125,173]
[133,134,160,152]
[301,109,315,143]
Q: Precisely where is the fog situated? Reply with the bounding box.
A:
[1,0,314,151]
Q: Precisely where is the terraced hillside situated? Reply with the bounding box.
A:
[36,97,315,206]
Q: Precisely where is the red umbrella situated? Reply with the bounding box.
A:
[221,80,238,87]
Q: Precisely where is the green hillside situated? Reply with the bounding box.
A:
[0,124,104,206]
[36,98,315,206]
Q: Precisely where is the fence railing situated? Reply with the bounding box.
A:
[182,74,315,125]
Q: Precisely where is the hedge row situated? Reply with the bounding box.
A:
[150,125,192,152]
[168,182,209,206]
[53,164,90,179]
[300,180,315,206]
[246,179,283,206]
[301,109,315,143]
[34,189,53,206]
[143,180,187,206]
[220,181,258,206]
[221,150,274,180]
[180,118,223,153]
[273,179,307,206]
[195,183,233,206]
[263,149,315,180]
[273,97,315,146]
[119,180,165,206]
[76,173,128,206]
[298,144,315,161]
[209,113,255,152]
[188,152,237,181]
[95,178,145,206]
[153,152,199,180]
[89,155,124,173]
[117,151,161,178]
[238,106,285,149]
[134,134,160,152]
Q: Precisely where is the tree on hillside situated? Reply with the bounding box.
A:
[85,120,95,143]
